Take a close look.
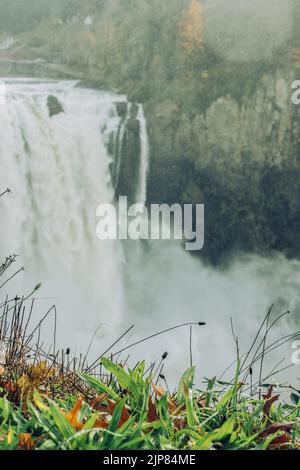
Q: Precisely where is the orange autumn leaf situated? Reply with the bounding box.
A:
[18,433,35,451]
[168,396,181,415]
[4,381,17,394]
[65,398,84,432]
[152,383,182,416]
[94,415,109,429]
[152,383,166,398]
[76,397,130,430]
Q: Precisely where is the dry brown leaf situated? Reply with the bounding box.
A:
[3,381,16,394]
[173,416,188,431]
[89,394,109,412]
[263,386,279,418]
[147,397,158,423]
[262,422,295,437]
[267,433,292,450]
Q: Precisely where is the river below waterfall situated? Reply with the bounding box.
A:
[0,78,300,385]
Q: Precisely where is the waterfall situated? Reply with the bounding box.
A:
[136,105,150,205]
[0,78,136,346]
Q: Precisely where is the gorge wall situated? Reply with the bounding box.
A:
[146,65,300,262]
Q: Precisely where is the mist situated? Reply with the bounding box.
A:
[204,0,294,61]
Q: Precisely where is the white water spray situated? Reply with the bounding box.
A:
[136,104,150,205]
[0,79,128,346]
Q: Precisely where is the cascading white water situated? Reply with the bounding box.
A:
[136,105,150,205]
[0,79,129,348]
[0,78,300,384]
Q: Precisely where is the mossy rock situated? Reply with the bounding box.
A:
[47,95,64,117]
[115,102,128,119]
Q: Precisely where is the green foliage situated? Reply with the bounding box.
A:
[0,361,300,450]
[77,373,119,401]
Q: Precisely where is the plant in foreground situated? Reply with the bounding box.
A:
[0,354,300,451]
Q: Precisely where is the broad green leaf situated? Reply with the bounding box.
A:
[48,400,75,439]
[77,373,119,400]
[101,358,141,405]
[177,366,195,405]
[212,415,235,443]
[194,433,214,450]
[101,398,126,448]
[0,397,10,424]
[205,376,216,408]
[33,390,49,412]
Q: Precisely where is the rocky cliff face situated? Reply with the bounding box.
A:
[147,67,300,204]
[146,65,300,262]
[114,103,141,205]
